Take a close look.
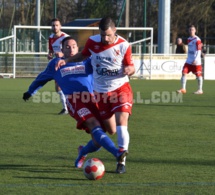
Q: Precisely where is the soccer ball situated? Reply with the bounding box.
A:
[83,158,105,180]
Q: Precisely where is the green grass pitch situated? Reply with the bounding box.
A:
[1,78,215,194]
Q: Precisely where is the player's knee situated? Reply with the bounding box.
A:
[103,125,116,135]
[85,117,101,130]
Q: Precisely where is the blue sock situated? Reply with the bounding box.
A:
[91,126,118,157]
[80,140,101,156]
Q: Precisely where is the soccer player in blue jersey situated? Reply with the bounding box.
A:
[23,36,128,171]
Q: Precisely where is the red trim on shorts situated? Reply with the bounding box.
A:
[182,63,202,77]
[66,92,103,133]
[95,82,133,120]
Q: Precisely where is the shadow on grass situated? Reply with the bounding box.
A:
[13,176,85,181]
[0,110,62,115]
[139,158,215,166]
[0,164,71,172]
[0,164,119,181]
[98,157,215,167]
[0,164,86,181]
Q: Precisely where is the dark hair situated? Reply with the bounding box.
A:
[51,18,61,25]
[99,16,116,31]
[188,24,195,29]
[62,36,77,47]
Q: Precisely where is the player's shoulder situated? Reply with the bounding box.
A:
[61,31,70,37]
[49,33,55,38]
[47,58,59,69]
[84,57,92,64]
[117,34,127,42]
[89,34,101,42]
[188,35,201,41]
[116,34,129,44]
[195,35,201,41]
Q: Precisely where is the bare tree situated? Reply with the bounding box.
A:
[171,0,215,45]
[0,0,215,47]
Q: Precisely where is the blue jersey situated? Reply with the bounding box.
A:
[27,57,93,95]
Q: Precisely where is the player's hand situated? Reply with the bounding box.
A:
[192,60,197,65]
[55,59,67,70]
[23,92,31,101]
[124,66,135,76]
[55,52,64,58]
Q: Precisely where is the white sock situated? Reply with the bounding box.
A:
[197,76,203,91]
[116,126,130,165]
[181,75,187,89]
[58,90,67,110]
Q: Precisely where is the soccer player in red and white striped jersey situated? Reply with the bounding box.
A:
[177,25,203,95]
[48,18,69,114]
[48,18,69,60]
[56,16,135,173]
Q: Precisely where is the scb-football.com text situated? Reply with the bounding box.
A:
[32,91,183,104]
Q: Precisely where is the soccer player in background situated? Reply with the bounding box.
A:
[56,16,135,173]
[177,25,203,95]
[23,36,128,171]
[48,18,69,114]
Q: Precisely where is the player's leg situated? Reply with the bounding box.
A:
[66,95,99,168]
[115,112,130,152]
[101,114,129,173]
[55,82,68,114]
[102,114,117,135]
[74,122,123,168]
[75,140,101,168]
[92,89,130,173]
[195,76,203,94]
[98,112,130,174]
[193,65,203,94]
[86,117,127,157]
[181,73,187,91]
[69,96,127,168]
[75,125,127,169]
[95,92,117,135]
[177,63,189,94]
[112,83,133,173]
[115,112,130,173]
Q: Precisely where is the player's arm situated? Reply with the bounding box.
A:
[124,65,135,76]
[192,40,202,65]
[48,49,54,60]
[56,38,92,70]
[48,38,54,60]
[23,61,54,101]
[123,46,135,76]
[55,51,64,58]
[55,52,88,70]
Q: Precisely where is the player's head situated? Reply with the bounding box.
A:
[62,37,79,58]
[188,25,196,37]
[99,16,117,45]
[51,18,62,34]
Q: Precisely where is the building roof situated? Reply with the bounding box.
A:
[63,18,101,27]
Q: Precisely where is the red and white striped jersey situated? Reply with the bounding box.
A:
[186,35,202,65]
[48,32,69,53]
[81,34,134,93]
